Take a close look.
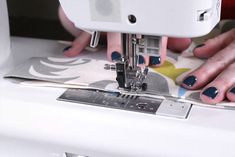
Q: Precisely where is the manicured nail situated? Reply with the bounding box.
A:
[193,44,205,52]
[138,55,145,64]
[150,56,161,65]
[63,46,72,52]
[230,87,235,94]
[111,51,121,61]
[202,87,219,99]
[183,75,197,87]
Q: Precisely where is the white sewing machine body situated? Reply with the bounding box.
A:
[1,0,235,157]
[60,0,221,37]
[0,0,11,67]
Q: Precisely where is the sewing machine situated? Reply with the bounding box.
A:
[60,0,222,91]
[1,0,235,157]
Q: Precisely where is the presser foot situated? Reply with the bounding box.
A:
[105,59,148,92]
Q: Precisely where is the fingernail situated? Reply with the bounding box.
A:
[230,87,235,94]
[150,56,161,65]
[111,51,121,61]
[183,75,197,87]
[138,55,145,64]
[193,44,205,52]
[202,87,219,99]
[63,46,72,52]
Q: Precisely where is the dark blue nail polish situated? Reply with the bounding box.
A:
[138,55,145,64]
[230,87,235,94]
[183,76,197,87]
[63,46,72,52]
[111,51,121,61]
[150,56,161,65]
[202,87,219,99]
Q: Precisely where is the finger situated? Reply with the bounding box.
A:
[226,86,235,102]
[167,37,192,52]
[200,62,235,104]
[107,32,122,62]
[58,6,82,36]
[150,36,168,67]
[64,31,91,57]
[182,40,235,89]
[139,55,150,66]
[193,28,235,59]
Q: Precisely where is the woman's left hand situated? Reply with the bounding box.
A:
[181,28,235,104]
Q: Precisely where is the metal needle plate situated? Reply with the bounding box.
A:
[58,89,192,119]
